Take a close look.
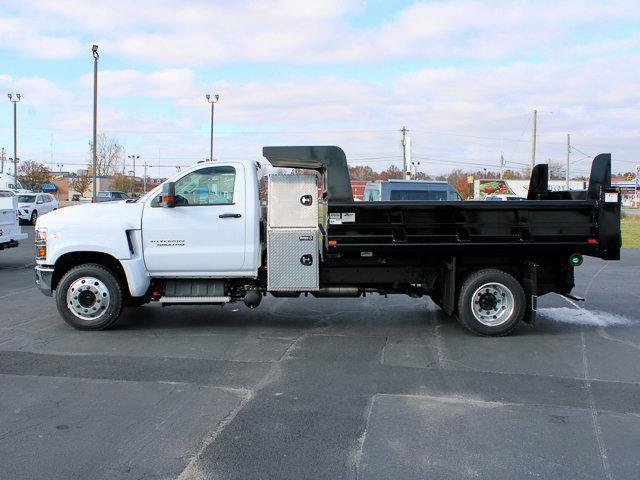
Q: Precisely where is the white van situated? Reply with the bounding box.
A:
[0,173,26,193]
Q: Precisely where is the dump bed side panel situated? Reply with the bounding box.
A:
[326,199,619,260]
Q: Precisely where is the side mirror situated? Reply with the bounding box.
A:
[160,182,176,208]
[37,199,44,204]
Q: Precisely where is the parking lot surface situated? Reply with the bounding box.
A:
[1,226,639,479]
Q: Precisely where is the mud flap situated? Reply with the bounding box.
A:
[521,261,538,325]
[442,257,456,316]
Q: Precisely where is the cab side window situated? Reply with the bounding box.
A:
[174,166,236,206]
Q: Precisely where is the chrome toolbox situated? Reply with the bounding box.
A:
[267,228,319,291]
[268,174,318,228]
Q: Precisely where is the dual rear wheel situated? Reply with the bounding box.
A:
[455,269,526,336]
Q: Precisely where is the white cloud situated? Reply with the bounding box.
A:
[2,0,639,65]
[77,68,198,98]
[0,16,82,59]
[0,1,639,176]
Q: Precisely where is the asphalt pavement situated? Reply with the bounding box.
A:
[1,226,639,479]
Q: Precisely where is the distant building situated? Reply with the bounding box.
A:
[473,179,587,199]
[351,181,367,200]
[611,180,639,206]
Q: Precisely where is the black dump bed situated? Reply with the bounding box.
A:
[263,147,621,261]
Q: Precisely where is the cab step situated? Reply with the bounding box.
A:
[158,296,230,304]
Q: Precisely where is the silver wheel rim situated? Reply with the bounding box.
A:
[471,282,514,326]
[66,276,110,321]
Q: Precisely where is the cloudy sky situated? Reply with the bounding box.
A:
[0,0,639,178]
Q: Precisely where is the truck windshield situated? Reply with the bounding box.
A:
[389,190,447,201]
[18,195,36,203]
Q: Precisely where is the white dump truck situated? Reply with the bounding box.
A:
[34,146,620,336]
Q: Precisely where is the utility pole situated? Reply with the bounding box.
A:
[8,93,20,178]
[92,45,99,202]
[499,152,505,179]
[530,109,537,171]
[401,126,412,180]
[205,94,220,161]
[566,133,571,190]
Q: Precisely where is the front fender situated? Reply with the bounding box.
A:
[48,242,130,266]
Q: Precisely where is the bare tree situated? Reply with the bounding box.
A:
[70,175,91,196]
[88,132,124,177]
[348,165,378,181]
[548,160,566,180]
[18,160,52,191]
[378,165,404,180]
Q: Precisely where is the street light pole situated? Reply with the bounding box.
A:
[55,164,64,201]
[205,94,220,161]
[128,155,139,194]
[7,93,20,179]
[92,45,99,202]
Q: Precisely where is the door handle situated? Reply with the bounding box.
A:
[219,213,242,218]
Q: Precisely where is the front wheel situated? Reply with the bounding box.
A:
[55,264,124,330]
[30,210,38,224]
[456,269,525,336]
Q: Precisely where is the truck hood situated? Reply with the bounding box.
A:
[37,200,143,231]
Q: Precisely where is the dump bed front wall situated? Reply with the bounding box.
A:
[326,200,608,257]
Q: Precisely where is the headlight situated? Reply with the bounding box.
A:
[35,228,47,260]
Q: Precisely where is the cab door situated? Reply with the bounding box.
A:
[141,163,247,276]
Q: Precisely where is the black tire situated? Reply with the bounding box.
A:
[55,263,124,330]
[30,210,38,224]
[456,269,525,336]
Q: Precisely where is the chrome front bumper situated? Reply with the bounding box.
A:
[35,265,54,297]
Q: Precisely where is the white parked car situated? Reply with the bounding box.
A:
[17,193,58,224]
